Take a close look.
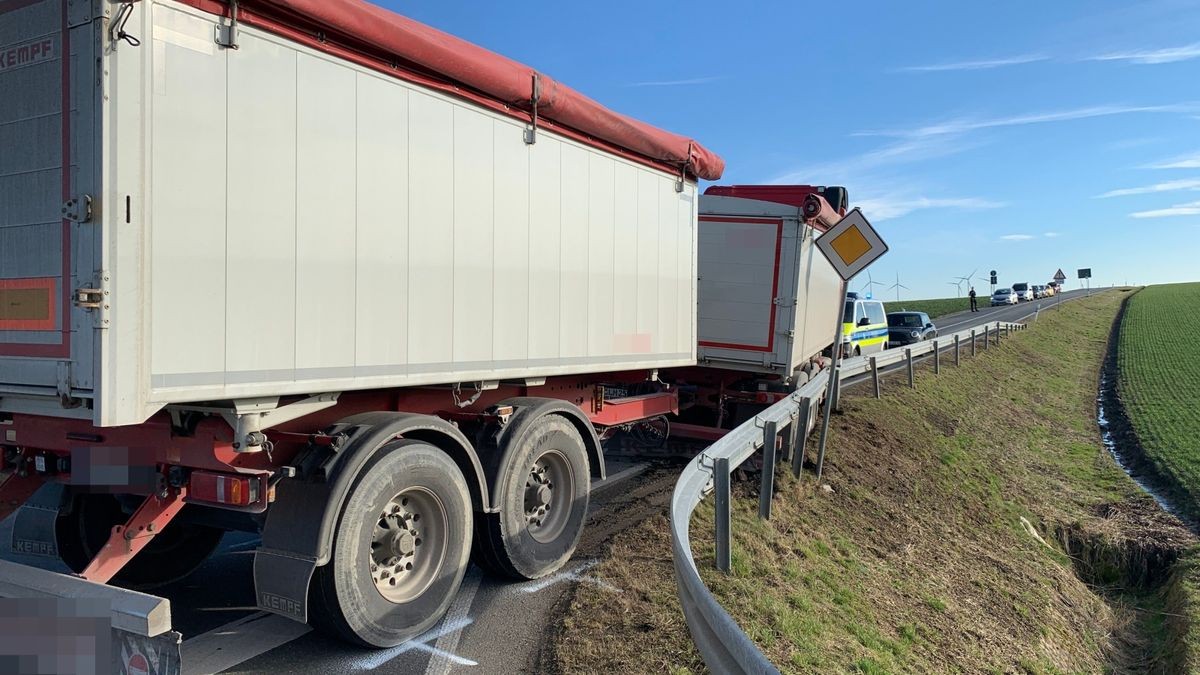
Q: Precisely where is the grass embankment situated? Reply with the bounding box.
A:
[884,297,969,319]
[1117,282,1200,519]
[553,291,1200,673]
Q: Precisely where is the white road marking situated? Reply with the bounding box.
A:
[513,560,621,595]
[181,611,311,675]
[424,569,482,675]
[352,617,475,670]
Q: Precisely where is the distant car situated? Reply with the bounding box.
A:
[1033,284,1047,298]
[1011,282,1034,302]
[886,312,937,346]
[992,288,1018,306]
[1044,284,1056,297]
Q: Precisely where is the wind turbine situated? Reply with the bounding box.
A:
[860,270,885,298]
[948,280,963,297]
[886,272,909,302]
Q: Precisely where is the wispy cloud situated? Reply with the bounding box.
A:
[1000,234,1036,241]
[1130,200,1200,218]
[1089,42,1200,65]
[1096,178,1200,198]
[1143,150,1200,169]
[896,54,1048,73]
[857,103,1200,139]
[1044,232,1061,238]
[852,194,1005,221]
[628,76,722,87]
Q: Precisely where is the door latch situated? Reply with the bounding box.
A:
[73,271,111,328]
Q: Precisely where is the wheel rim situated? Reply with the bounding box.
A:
[369,487,448,603]
[523,449,575,544]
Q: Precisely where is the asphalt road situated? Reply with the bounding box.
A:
[926,288,1089,334]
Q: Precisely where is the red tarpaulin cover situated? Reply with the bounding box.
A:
[188,0,724,180]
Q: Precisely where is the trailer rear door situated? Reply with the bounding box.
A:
[0,0,98,401]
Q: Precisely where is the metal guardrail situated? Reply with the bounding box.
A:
[670,319,1028,674]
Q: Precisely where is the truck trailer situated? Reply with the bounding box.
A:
[0,0,849,667]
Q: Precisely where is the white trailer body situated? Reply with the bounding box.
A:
[696,194,843,379]
[0,0,699,427]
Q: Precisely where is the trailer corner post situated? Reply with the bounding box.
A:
[715,457,731,572]
[871,356,881,398]
[758,420,778,520]
[792,398,811,478]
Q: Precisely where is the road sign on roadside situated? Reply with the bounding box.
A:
[1054,269,1066,283]
[815,208,888,281]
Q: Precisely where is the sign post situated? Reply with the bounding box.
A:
[1078,268,1092,296]
[811,209,888,484]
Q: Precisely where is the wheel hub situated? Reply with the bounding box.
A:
[369,488,446,603]
[522,451,575,544]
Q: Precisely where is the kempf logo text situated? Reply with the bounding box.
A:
[0,37,55,74]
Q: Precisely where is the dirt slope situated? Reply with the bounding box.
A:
[552,291,1198,674]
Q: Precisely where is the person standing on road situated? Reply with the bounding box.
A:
[969,287,978,312]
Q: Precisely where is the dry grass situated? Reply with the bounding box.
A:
[552,291,1199,674]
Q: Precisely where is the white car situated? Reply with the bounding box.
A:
[991,288,1018,306]
[1011,282,1034,302]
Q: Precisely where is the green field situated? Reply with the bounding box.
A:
[1118,282,1200,513]
[883,297,970,318]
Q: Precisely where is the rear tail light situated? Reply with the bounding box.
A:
[190,471,260,506]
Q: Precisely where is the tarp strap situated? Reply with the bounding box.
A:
[523,72,542,145]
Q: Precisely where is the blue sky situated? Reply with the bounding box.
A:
[387,1,1200,300]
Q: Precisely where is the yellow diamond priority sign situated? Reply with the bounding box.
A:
[815,208,888,281]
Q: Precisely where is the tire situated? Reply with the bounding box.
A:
[630,416,670,449]
[474,415,589,580]
[55,494,224,590]
[309,440,472,648]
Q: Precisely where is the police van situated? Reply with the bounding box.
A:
[842,293,889,356]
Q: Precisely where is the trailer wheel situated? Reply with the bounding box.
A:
[309,439,471,648]
[475,416,589,579]
[55,494,223,590]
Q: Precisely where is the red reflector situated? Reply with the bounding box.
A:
[190,471,259,506]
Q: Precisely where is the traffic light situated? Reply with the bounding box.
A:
[990,270,998,285]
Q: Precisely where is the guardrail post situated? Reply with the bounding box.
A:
[830,372,842,412]
[792,398,810,478]
[933,340,940,374]
[954,334,961,366]
[906,348,914,388]
[971,329,977,356]
[758,421,778,520]
[871,356,881,398]
[982,325,989,350]
[714,457,731,573]
[779,411,796,464]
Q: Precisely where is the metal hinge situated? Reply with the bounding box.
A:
[62,195,93,223]
[773,297,796,307]
[73,271,111,328]
[215,0,240,49]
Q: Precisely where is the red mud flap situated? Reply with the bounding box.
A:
[0,559,181,674]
